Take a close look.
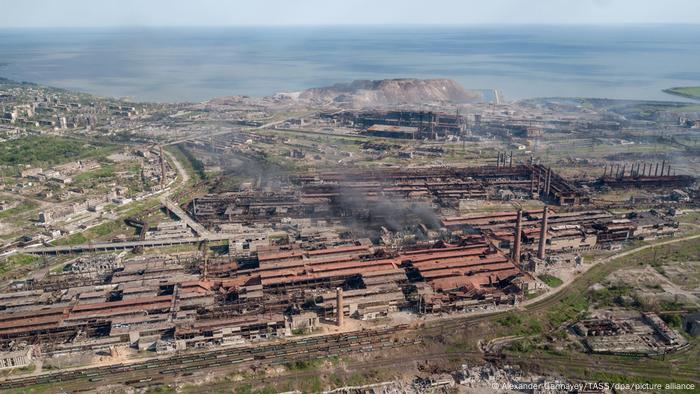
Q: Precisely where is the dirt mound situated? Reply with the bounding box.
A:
[298,78,484,107]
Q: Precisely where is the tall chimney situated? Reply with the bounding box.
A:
[512,210,523,265]
[537,206,549,260]
[336,288,344,327]
[660,160,665,177]
[509,151,513,167]
[496,152,501,168]
[545,168,552,196]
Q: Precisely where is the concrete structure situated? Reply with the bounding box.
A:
[0,348,32,370]
[512,210,522,265]
[537,206,549,259]
[336,288,344,326]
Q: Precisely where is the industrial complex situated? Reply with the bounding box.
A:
[1,77,699,392]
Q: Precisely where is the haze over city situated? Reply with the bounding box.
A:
[2,0,700,27]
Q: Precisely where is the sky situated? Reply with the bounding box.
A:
[1,0,699,28]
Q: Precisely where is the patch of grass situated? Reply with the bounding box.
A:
[89,220,121,237]
[547,294,589,327]
[53,232,88,246]
[0,253,40,276]
[285,358,322,371]
[51,218,128,246]
[72,165,115,185]
[662,314,683,329]
[0,135,116,166]
[445,340,470,354]
[496,313,542,336]
[0,200,38,220]
[145,386,177,393]
[590,284,633,307]
[497,312,522,328]
[589,371,698,393]
[506,338,535,353]
[2,383,58,394]
[538,273,563,288]
[291,328,307,336]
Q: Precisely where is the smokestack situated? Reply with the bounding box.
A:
[496,152,501,168]
[660,160,665,177]
[537,206,549,260]
[336,288,344,327]
[509,151,513,167]
[512,209,523,265]
[642,162,647,176]
[545,167,552,196]
[667,164,671,176]
[655,162,660,176]
[603,164,607,177]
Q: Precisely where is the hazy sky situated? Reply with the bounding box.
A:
[1,0,699,28]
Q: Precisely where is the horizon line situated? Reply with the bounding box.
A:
[2,22,700,30]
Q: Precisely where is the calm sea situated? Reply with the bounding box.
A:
[1,25,699,103]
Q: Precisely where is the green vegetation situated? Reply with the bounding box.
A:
[589,372,698,393]
[663,86,700,100]
[233,384,278,394]
[497,312,542,336]
[53,232,88,246]
[546,293,589,327]
[0,253,40,276]
[167,144,205,181]
[291,327,307,335]
[497,312,522,328]
[1,383,58,394]
[285,358,322,371]
[538,273,563,287]
[145,386,177,393]
[0,135,116,166]
[52,219,129,246]
[589,284,633,307]
[72,165,115,185]
[662,314,683,329]
[0,200,38,220]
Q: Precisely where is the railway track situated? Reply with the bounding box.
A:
[0,325,418,390]
[499,353,700,384]
[5,234,699,390]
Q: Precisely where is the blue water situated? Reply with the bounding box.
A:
[1,25,699,103]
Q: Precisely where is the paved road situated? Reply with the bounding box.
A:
[161,198,210,237]
[521,231,700,308]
